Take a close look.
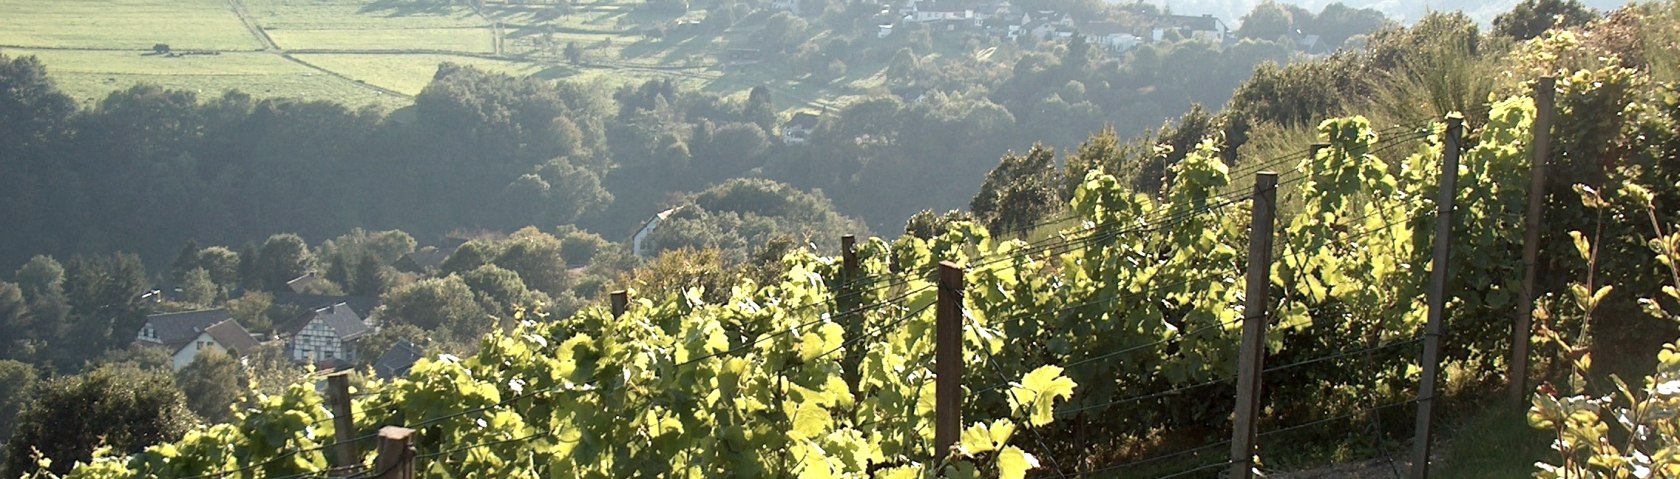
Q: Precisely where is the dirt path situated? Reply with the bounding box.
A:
[226,0,279,51]
[219,0,412,98]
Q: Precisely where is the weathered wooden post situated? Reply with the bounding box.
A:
[1413,117,1465,479]
[841,235,864,394]
[935,261,964,458]
[610,290,628,319]
[841,235,858,280]
[327,371,358,472]
[372,426,415,479]
[1231,171,1279,479]
[1511,77,1556,407]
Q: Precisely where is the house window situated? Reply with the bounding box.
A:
[323,351,334,359]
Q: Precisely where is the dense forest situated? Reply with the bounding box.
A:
[5,0,1680,477]
[0,0,1413,274]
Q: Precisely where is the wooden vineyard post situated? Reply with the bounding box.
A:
[1511,77,1556,407]
[935,261,964,459]
[841,235,863,394]
[1309,142,1330,161]
[1230,171,1279,479]
[610,290,628,319]
[372,426,415,479]
[842,235,859,280]
[1412,117,1464,479]
[327,371,358,472]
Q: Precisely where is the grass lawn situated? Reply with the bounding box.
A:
[487,5,629,34]
[246,0,488,30]
[1433,407,1548,478]
[3,48,407,110]
[554,65,705,90]
[267,27,495,52]
[0,0,261,51]
[292,53,544,94]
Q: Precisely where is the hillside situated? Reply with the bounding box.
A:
[3,0,1680,478]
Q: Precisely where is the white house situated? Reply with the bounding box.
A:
[282,302,371,364]
[632,207,681,258]
[781,111,821,145]
[137,309,260,370]
[172,320,259,371]
[1083,22,1140,52]
[769,0,800,15]
[1151,14,1226,43]
[912,0,971,23]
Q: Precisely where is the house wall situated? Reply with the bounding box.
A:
[172,331,225,371]
[289,317,350,362]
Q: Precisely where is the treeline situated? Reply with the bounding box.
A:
[0,0,1401,274]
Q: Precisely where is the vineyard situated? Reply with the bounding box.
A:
[33,81,1557,479]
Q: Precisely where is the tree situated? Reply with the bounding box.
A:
[59,254,149,368]
[250,234,314,291]
[226,290,274,333]
[1494,0,1596,40]
[440,240,498,276]
[179,267,218,306]
[175,349,241,424]
[3,363,194,476]
[744,85,776,133]
[14,255,63,301]
[348,255,390,297]
[168,240,200,285]
[1310,2,1391,48]
[0,283,31,360]
[558,229,610,266]
[380,276,489,343]
[761,12,808,54]
[690,121,769,180]
[0,360,37,447]
[8,257,68,364]
[459,264,548,320]
[904,209,975,240]
[971,145,1063,236]
[1237,1,1295,41]
[493,229,572,296]
[565,41,583,64]
[194,246,241,289]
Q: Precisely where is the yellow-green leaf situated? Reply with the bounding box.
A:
[997,446,1038,479]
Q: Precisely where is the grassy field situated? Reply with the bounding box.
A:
[3,48,409,110]
[2,0,884,114]
[0,0,261,51]
[292,53,543,94]
[246,0,488,30]
[268,27,495,52]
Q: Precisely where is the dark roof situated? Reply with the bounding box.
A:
[1158,14,1220,32]
[1082,21,1129,37]
[286,273,326,294]
[395,246,450,273]
[374,340,425,379]
[786,111,821,130]
[280,302,373,341]
[144,309,232,348]
[921,0,967,13]
[271,292,378,319]
[203,319,259,355]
